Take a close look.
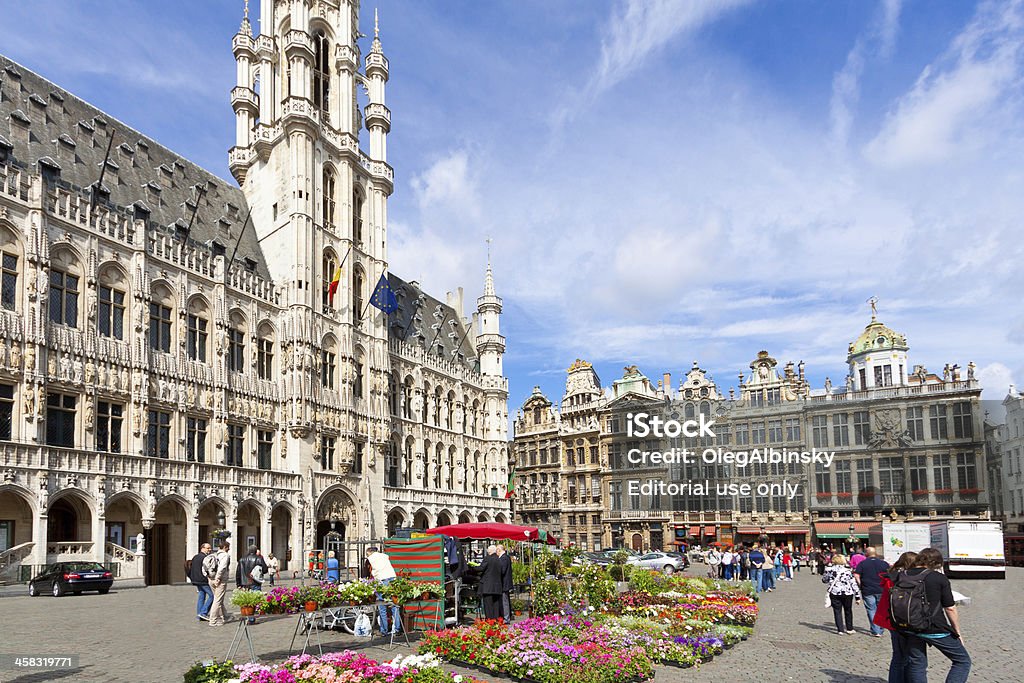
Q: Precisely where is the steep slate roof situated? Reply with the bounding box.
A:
[388,273,478,369]
[0,55,268,279]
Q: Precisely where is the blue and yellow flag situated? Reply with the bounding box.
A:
[369,273,399,315]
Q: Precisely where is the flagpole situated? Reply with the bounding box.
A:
[427,308,449,353]
[327,244,353,307]
[401,295,423,340]
[452,316,474,359]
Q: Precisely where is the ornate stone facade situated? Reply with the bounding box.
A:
[0,1,509,584]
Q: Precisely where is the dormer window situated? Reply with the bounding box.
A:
[210,240,226,258]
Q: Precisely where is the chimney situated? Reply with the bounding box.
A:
[663,372,671,395]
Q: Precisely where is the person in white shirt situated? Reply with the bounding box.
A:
[207,540,232,627]
[266,553,279,587]
[721,549,735,581]
[366,547,400,634]
[706,548,722,579]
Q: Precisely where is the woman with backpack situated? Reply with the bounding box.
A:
[874,551,918,683]
[822,553,861,634]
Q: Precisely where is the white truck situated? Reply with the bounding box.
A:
[929,520,1005,579]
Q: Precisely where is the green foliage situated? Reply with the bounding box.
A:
[560,546,582,568]
[533,578,568,616]
[229,588,267,609]
[609,563,634,581]
[183,660,236,683]
[511,560,530,586]
[612,550,629,565]
[628,568,666,594]
[575,563,614,606]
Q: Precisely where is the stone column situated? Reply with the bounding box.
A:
[32,512,48,568]
[92,512,106,564]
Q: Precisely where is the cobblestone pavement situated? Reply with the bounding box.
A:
[0,568,1019,683]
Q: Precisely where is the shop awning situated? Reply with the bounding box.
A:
[703,526,717,535]
[736,525,809,535]
[814,521,880,539]
[689,525,700,536]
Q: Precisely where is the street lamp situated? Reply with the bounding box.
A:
[217,509,226,528]
[846,523,858,554]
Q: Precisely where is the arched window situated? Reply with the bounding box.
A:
[186,296,211,362]
[352,267,364,319]
[353,347,365,399]
[1,226,22,313]
[256,322,275,380]
[97,265,128,340]
[322,249,338,310]
[321,336,337,389]
[227,310,247,373]
[322,166,336,227]
[313,30,330,113]
[148,282,174,351]
[50,249,82,328]
[352,190,364,245]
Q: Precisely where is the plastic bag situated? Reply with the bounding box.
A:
[354,613,371,637]
[824,593,831,608]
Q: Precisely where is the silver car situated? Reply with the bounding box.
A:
[626,551,686,574]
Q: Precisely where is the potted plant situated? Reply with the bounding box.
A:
[416,581,443,600]
[298,585,325,612]
[511,597,526,616]
[230,588,267,617]
[383,576,417,604]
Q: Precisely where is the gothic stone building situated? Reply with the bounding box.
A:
[0,1,509,585]
[513,315,986,552]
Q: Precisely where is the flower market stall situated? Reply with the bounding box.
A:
[417,571,759,683]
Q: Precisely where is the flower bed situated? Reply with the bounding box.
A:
[419,572,758,682]
[185,650,490,683]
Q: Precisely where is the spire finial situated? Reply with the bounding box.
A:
[486,236,492,267]
[484,237,495,297]
[375,8,380,39]
[240,0,252,36]
[867,295,878,322]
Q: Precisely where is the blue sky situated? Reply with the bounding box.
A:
[3,0,1022,417]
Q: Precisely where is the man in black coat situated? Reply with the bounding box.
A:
[235,545,269,623]
[478,545,503,620]
[496,544,514,623]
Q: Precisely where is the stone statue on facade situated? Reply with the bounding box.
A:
[73,358,84,384]
[48,354,58,377]
[59,353,72,380]
[9,344,20,370]
[24,344,34,372]
[824,377,832,393]
[23,384,35,416]
[136,532,146,554]
[85,360,95,384]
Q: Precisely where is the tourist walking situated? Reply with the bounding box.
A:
[853,547,889,637]
[479,545,504,621]
[874,551,918,683]
[207,540,232,627]
[808,547,819,575]
[366,547,402,635]
[189,543,214,621]
[773,546,783,579]
[850,547,866,571]
[748,544,765,595]
[782,549,793,581]
[236,545,268,591]
[899,548,971,683]
[266,552,279,587]
[760,548,776,592]
[816,547,828,575]
[706,547,722,579]
[496,544,514,624]
[823,553,861,634]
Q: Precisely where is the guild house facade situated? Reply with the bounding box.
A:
[513,313,987,552]
[0,0,510,586]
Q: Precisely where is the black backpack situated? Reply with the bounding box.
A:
[888,570,935,632]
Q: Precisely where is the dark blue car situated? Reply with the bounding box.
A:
[28,562,113,597]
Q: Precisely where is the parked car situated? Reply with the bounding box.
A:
[664,551,691,570]
[578,552,613,566]
[626,551,687,574]
[28,562,113,597]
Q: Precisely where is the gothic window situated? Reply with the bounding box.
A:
[321,436,336,470]
[257,429,274,470]
[322,166,336,227]
[0,384,13,440]
[50,269,80,327]
[186,297,210,362]
[352,267,364,318]
[98,285,125,339]
[352,190,364,245]
[321,347,336,389]
[187,417,207,463]
[146,409,171,459]
[46,392,77,447]
[0,227,20,312]
[96,401,123,453]
[256,324,275,380]
[386,440,400,487]
[226,424,245,467]
[322,249,338,310]
[148,283,174,352]
[353,349,365,399]
[227,311,246,373]
[313,30,330,113]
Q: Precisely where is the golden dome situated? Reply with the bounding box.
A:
[848,319,908,358]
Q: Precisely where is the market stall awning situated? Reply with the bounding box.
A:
[813,521,880,539]
[424,522,558,545]
[703,526,716,535]
[689,525,700,536]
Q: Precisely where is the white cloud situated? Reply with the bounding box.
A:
[555,0,752,124]
[977,362,1017,399]
[865,0,1024,167]
[830,0,904,147]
